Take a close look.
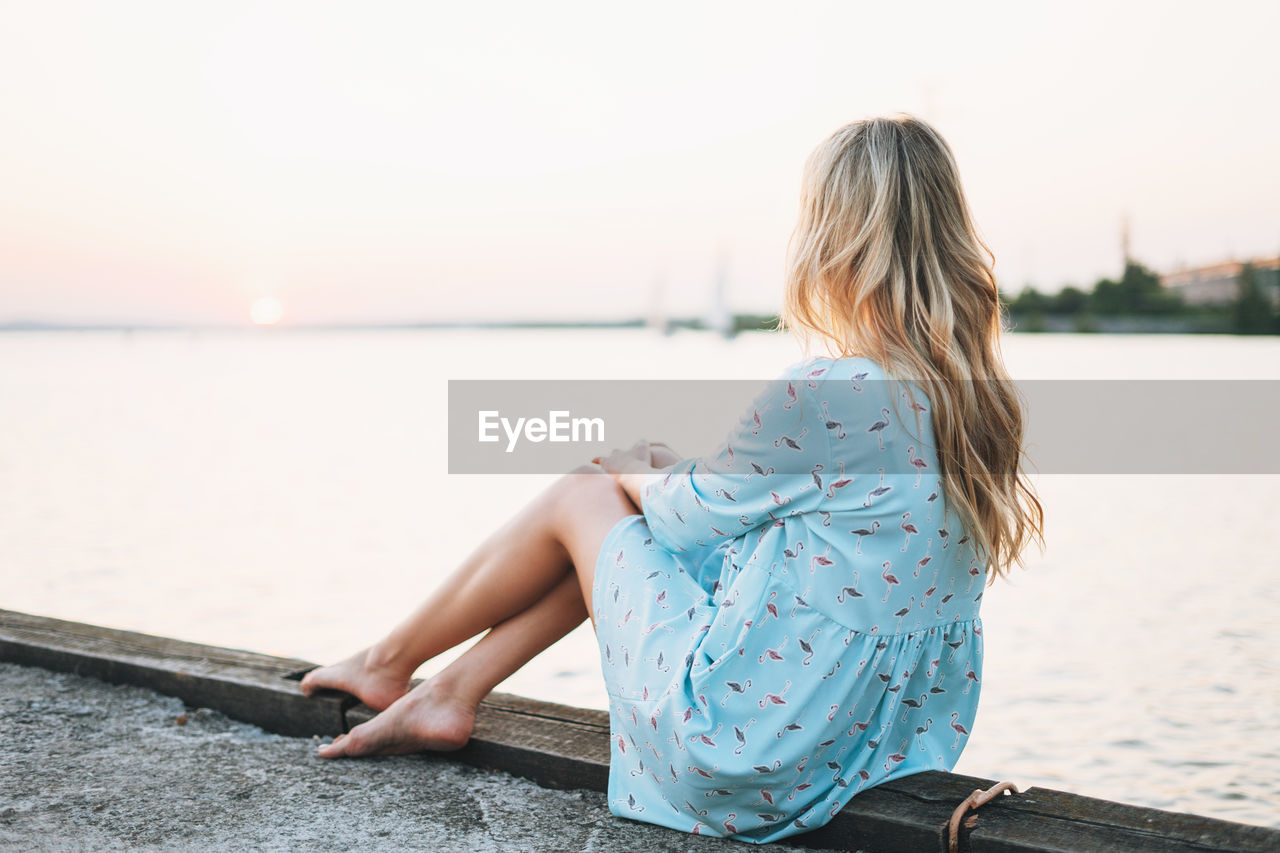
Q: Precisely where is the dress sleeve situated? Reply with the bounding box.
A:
[641,362,832,553]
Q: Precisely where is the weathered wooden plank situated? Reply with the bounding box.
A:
[797,785,950,851]
[962,785,1279,853]
[1003,784,1275,845]
[0,608,350,737]
[790,770,1003,852]
[481,691,612,730]
[876,768,1009,803]
[3,608,1277,853]
[344,693,611,792]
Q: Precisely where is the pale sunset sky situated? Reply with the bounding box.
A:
[1,1,1277,325]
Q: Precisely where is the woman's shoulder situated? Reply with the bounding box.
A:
[777,356,896,412]
[788,354,889,381]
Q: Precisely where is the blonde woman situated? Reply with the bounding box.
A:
[302,115,1044,843]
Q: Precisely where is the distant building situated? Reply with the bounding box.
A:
[1160,256,1280,306]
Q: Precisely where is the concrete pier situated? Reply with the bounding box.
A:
[0,662,837,851]
[5,610,1276,852]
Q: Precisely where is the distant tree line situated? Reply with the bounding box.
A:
[999,260,1280,334]
[710,261,1278,336]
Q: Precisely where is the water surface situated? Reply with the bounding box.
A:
[2,328,1276,827]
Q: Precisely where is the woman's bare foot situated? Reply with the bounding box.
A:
[316,676,477,758]
[299,648,411,712]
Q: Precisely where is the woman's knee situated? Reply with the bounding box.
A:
[553,465,630,513]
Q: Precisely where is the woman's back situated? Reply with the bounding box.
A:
[593,356,986,842]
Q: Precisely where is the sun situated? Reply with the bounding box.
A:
[250,297,284,326]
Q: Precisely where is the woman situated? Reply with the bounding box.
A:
[301,114,1044,843]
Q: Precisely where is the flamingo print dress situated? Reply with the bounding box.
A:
[591,356,986,843]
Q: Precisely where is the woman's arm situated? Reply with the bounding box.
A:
[619,369,833,554]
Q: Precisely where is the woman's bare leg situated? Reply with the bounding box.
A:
[318,572,587,757]
[301,465,635,711]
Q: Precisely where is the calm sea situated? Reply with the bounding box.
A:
[1,328,1277,828]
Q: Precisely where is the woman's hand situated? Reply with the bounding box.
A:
[593,440,667,510]
[594,440,657,475]
[647,442,682,468]
[595,440,681,473]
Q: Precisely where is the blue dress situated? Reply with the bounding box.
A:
[591,356,986,843]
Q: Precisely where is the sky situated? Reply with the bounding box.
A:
[1,0,1277,325]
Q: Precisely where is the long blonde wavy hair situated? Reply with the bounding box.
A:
[781,114,1044,581]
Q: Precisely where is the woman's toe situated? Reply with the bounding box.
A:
[301,667,329,693]
[317,732,349,757]
[340,728,383,757]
